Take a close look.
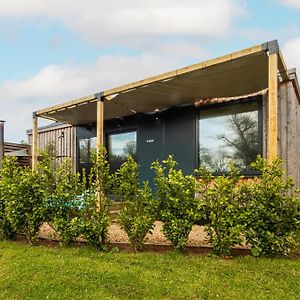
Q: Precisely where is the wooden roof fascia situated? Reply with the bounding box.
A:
[36,94,97,117]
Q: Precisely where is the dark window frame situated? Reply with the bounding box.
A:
[197,96,263,177]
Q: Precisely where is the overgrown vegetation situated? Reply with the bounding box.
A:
[152,156,199,252]
[116,156,156,251]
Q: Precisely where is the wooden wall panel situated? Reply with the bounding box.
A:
[278,81,300,187]
[27,124,76,171]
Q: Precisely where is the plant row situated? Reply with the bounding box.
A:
[0,147,299,256]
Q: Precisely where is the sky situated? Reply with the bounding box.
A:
[1,0,300,142]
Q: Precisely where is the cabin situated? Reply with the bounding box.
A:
[29,40,300,186]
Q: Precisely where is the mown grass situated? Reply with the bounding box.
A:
[0,241,299,300]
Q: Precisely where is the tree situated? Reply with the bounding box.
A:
[123,140,136,158]
[219,113,258,169]
[199,145,228,173]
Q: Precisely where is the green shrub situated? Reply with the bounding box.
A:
[37,145,110,249]
[1,157,48,244]
[0,157,19,240]
[152,156,199,252]
[79,148,111,250]
[39,149,83,245]
[196,164,246,256]
[243,156,300,256]
[116,156,156,252]
[79,191,109,250]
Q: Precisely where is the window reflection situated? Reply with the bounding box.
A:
[90,137,97,152]
[108,131,137,171]
[199,101,259,173]
[79,139,89,163]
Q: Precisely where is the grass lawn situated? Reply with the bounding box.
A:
[0,241,299,299]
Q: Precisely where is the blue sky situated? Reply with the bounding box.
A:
[0,0,300,142]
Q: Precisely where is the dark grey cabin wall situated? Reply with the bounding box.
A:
[163,106,198,173]
[277,81,300,187]
[138,105,197,184]
[75,105,198,184]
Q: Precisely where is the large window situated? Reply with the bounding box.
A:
[199,100,260,174]
[107,131,137,171]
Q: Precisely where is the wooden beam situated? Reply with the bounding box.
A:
[32,113,38,170]
[96,100,104,209]
[268,53,278,163]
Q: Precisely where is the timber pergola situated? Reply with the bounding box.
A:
[32,40,294,170]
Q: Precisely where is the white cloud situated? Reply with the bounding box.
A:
[0,0,245,142]
[0,0,246,44]
[0,43,207,142]
[279,0,300,9]
[282,38,300,73]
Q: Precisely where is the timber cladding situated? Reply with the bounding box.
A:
[277,81,300,187]
[27,123,76,169]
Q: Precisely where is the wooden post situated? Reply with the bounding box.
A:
[32,113,38,170]
[97,100,104,151]
[96,99,104,209]
[267,53,278,163]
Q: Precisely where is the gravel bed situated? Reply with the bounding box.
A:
[39,221,210,247]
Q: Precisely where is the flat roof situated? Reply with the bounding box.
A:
[35,40,296,125]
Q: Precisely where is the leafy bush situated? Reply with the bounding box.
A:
[79,191,109,250]
[79,148,111,250]
[39,149,83,245]
[196,164,246,256]
[243,156,300,256]
[152,156,199,252]
[0,157,19,240]
[0,157,48,244]
[116,156,156,252]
